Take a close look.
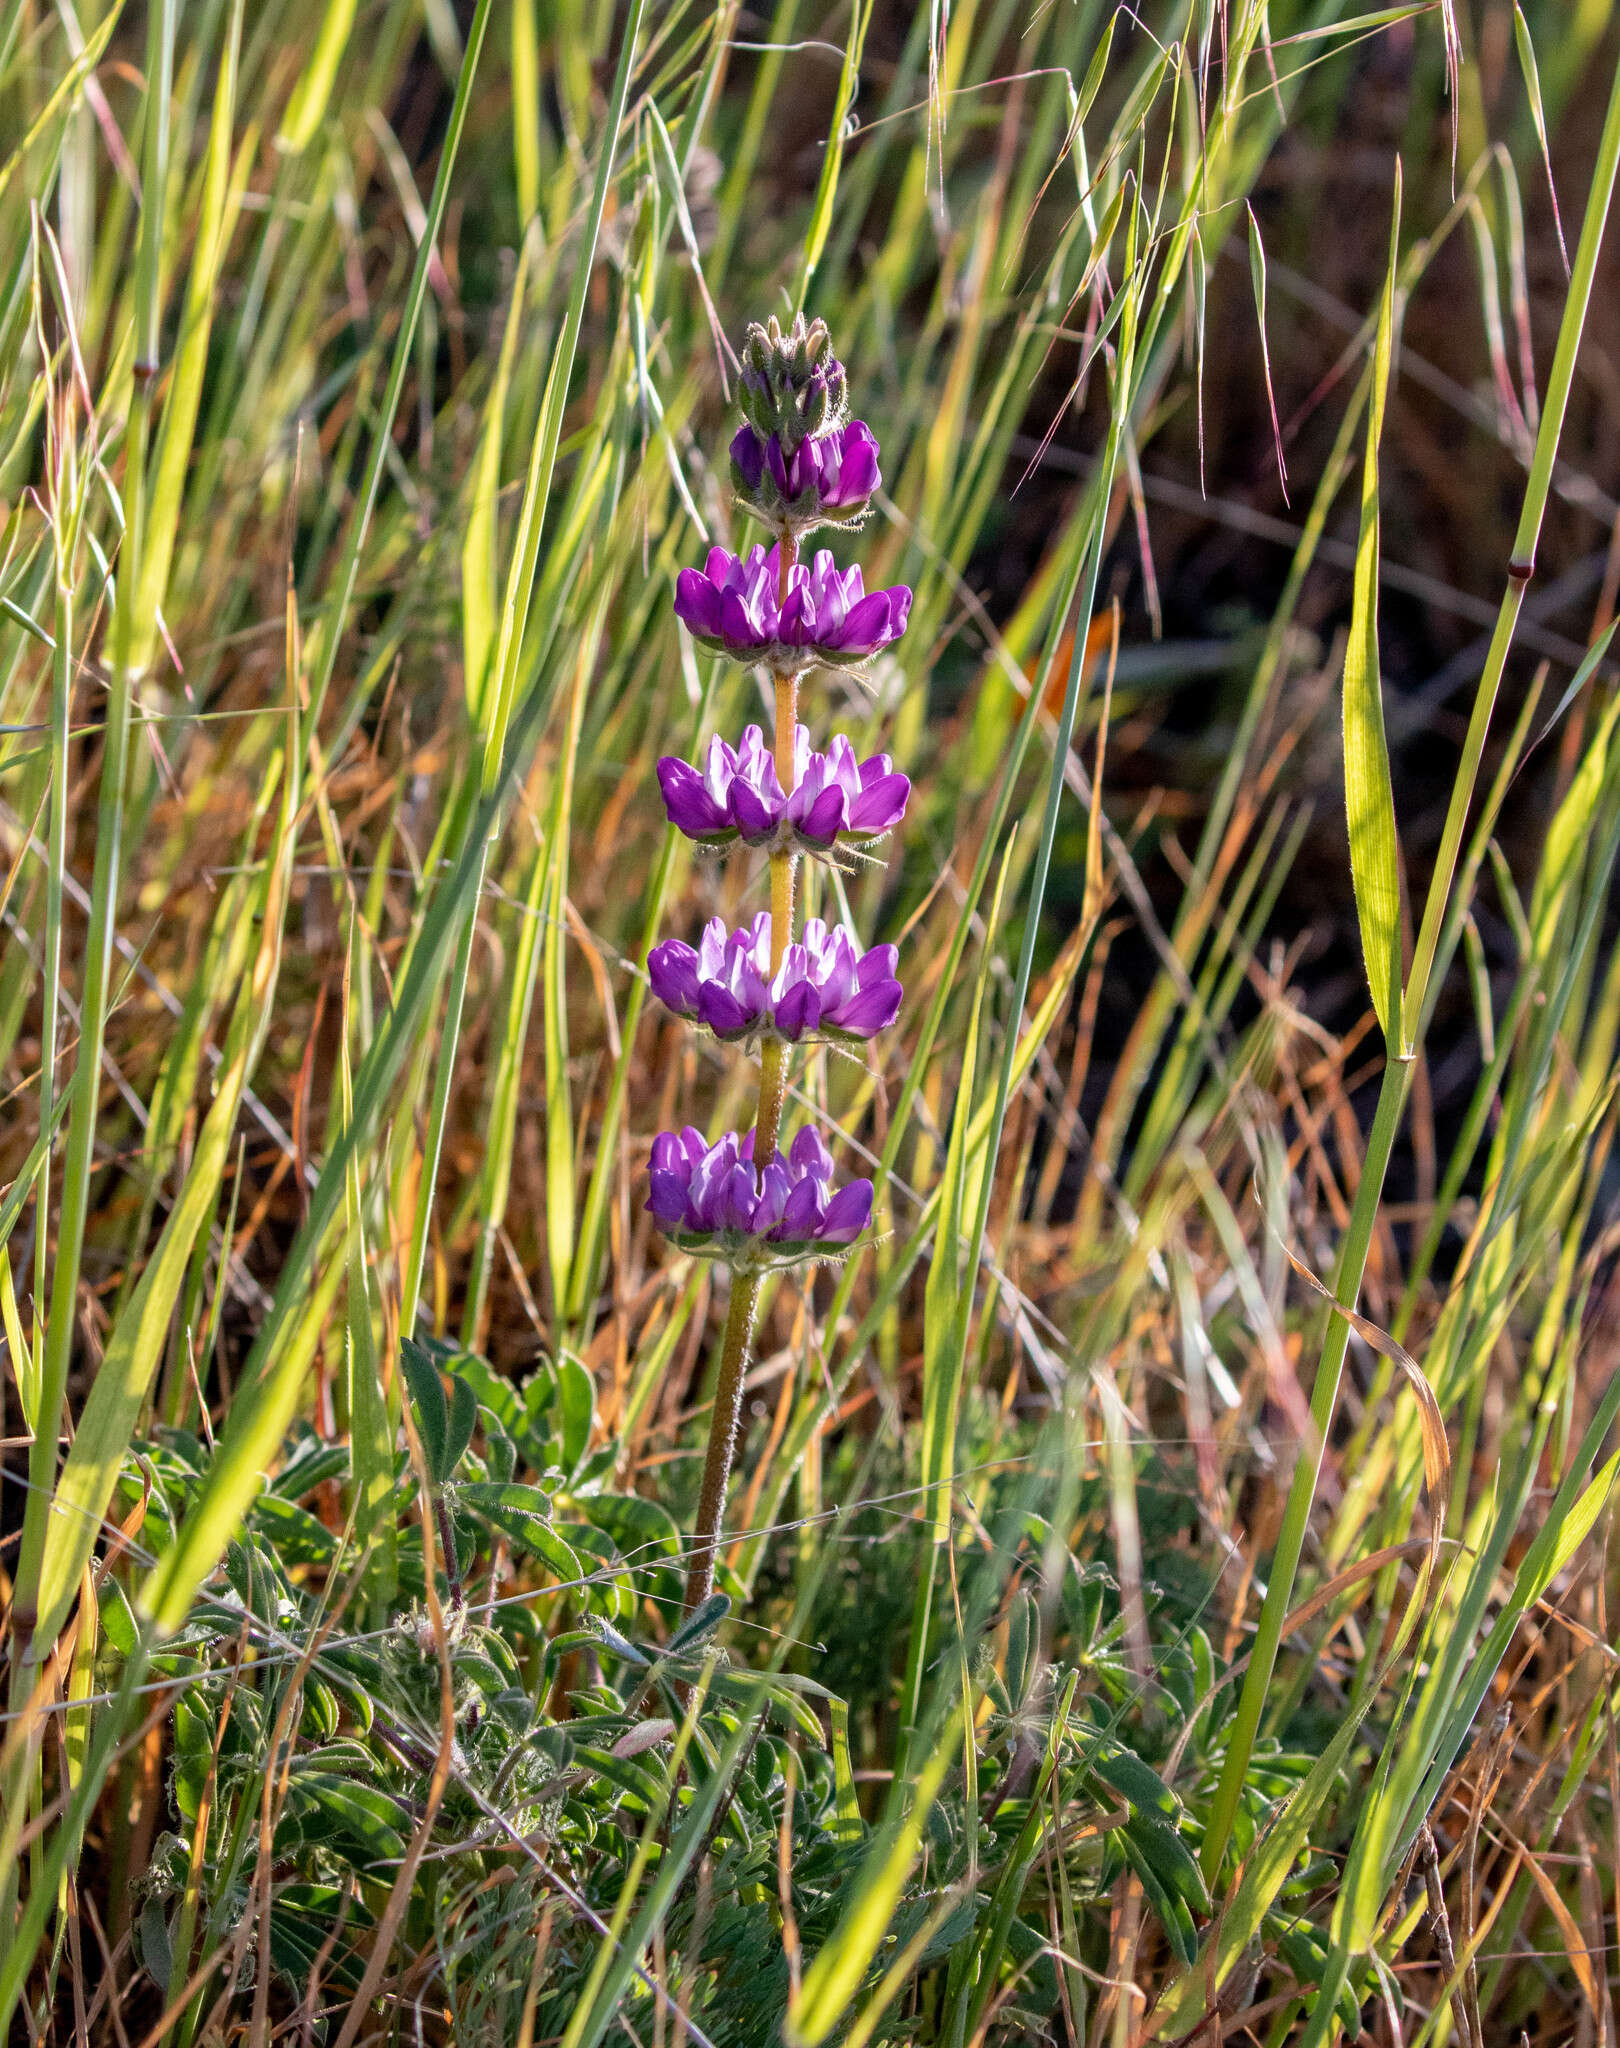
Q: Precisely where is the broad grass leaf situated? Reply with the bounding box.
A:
[1279,1238,1449,1581]
[132,0,244,677]
[1343,163,1405,1046]
[1143,1682,1380,2037]
[786,1715,959,2046]
[28,740,297,1654]
[798,0,873,293]
[461,246,528,724]
[921,843,1010,1541]
[563,1677,755,2048]
[276,0,359,153]
[1530,692,1620,951]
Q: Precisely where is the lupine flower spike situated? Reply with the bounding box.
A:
[648,1128,873,1269]
[651,312,913,1610]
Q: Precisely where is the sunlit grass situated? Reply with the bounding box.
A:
[2,1,1620,2042]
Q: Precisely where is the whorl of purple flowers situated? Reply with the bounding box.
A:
[649,912,902,1047]
[673,542,911,671]
[730,420,880,531]
[648,1127,873,1268]
[656,725,910,856]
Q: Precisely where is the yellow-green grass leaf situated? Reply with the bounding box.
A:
[0,1251,32,1435]
[461,243,529,726]
[786,1714,959,2046]
[341,942,396,1621]
[29,745,297,1656]
[1343,161,1404,1047]
[276,0,359,154]
[1145,1682,1381,2038]
[545,597,604,1313]
[920,840,1012,1542]
[142,1258,346,1636]
[797,0,873,295]
[1530,692,1620,955]
[511,0,540,223]
[130,0,243,678]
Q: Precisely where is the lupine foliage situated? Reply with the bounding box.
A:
[2,2,1620,2044]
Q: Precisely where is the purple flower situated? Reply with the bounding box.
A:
[781,549,911,663]
[730,420,882,529]
[656,724,910,855]
[672,544,912,671]
[649,912,901,1046]
[673,544,784,658]
[646,1125,874,1267]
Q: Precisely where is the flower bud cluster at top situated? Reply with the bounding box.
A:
[648,314,914,1275]
[737,312,848,451]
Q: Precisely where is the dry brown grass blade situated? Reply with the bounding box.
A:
[1491,1811,1602,2022]
[1459,1711,1514,2048]
[1419,1822,1472,2048]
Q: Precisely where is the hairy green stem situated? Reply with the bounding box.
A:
[682,1275,762,1611]
[684,542,800,1611]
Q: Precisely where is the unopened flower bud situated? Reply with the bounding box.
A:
[737,313,849,451]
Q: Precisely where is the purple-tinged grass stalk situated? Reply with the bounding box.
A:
[651,315,911,1612]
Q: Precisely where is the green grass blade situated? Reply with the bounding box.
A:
[1342,162,1403,1048]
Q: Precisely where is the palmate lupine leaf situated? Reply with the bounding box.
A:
[1342,161,1404,1048]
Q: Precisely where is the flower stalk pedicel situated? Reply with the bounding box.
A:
[650,314,912,1610]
